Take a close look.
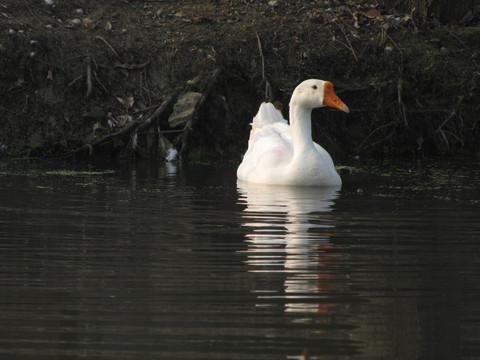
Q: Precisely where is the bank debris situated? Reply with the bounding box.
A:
[0,1,479,160]
[72,68,222,160]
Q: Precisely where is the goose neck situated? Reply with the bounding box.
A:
[289,104,314,153]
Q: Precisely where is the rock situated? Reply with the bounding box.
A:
[70,18,82,26]
[104,21,112,32]
[44,0,55,8]
[168,92,202,128]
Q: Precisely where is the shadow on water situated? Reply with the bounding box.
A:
[0,159,480,359]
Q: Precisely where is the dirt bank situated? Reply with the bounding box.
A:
[1,1,479,161]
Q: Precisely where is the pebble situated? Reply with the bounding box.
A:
[104,21,112,32]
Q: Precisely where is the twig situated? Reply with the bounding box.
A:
[256,32,274,102]
[20,95,29,114]
[94,36,120,59]
[23,0,45,26]
[435,109,456,132]
[137,90,180,133]
[334,21,358,62]
[256,32,265,81]
[397,78,408,127]
[86,57,92,98]
[114,61,150,70]
[357,121,396,151]
[134,104,159,113]
[446,29,470,50]
[436,128,450,154]
[68,75,83,87]
[136,129,184,136]
[327,26,358,62]
[346,6,360,29]
[93,71,109,94]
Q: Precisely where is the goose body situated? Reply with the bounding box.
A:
[237,79,349,186]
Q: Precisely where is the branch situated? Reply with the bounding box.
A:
[180,68,222,155]
[72,91,179,156]
[256,32,265,81]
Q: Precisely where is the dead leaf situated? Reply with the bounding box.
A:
[117,96,134,109]
[400,14,412,23]
[83,17,96,30]
[359,9,381,19]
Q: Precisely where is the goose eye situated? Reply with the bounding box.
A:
[312,85,318,90]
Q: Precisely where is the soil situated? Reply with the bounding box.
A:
[1,0,479,161]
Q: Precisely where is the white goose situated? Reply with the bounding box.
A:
[237,79,349,186]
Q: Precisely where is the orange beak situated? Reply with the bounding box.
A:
[322,81,349,113]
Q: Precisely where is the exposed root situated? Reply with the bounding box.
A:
[85,57,92,99]
[94,36,120,59]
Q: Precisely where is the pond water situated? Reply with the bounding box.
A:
[1,159,480,359]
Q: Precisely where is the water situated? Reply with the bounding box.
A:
[1,159,480,359]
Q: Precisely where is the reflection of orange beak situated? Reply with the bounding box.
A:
[323,81,350,113]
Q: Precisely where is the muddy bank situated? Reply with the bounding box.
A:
[0,1,479,161]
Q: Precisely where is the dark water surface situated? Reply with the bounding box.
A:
[1,159,480,359]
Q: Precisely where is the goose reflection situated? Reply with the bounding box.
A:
[237,182,340,313]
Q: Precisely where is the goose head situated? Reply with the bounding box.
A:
[290,79,349,113]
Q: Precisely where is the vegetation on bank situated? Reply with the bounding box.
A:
[0,1,479,161]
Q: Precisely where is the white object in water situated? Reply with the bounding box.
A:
[165,148,178,162]
[237,79,349,186]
